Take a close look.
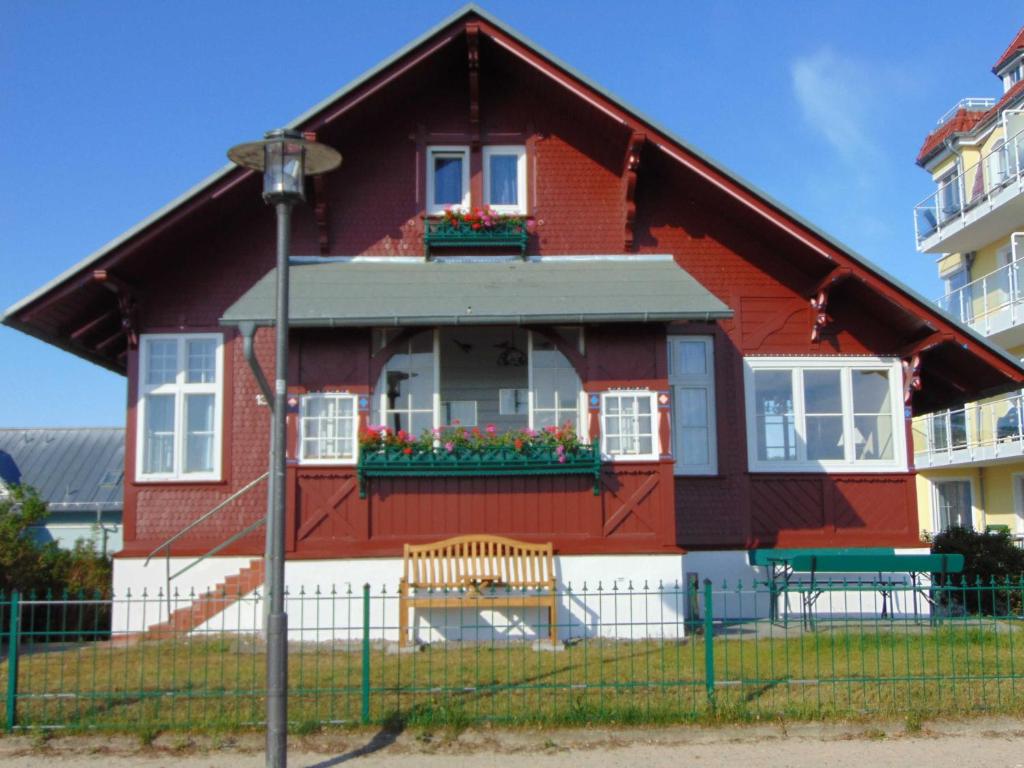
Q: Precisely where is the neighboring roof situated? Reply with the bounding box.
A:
[221,256,733,327]
[0,428,124,511]
[917,65,1024,167]
[916,108,988,167]
[994,26,1024,73]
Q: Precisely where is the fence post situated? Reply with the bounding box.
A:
[703,579,714,708]
[5,591,19,731]
[361,583,371,725]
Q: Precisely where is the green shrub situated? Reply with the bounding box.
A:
[930,525,1024,615]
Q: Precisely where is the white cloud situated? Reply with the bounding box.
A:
[791,48,884,170]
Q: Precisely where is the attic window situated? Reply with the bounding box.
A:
[483,146,527,214]
[427,146,470,214]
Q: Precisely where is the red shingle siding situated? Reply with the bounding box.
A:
[117,22,926,558]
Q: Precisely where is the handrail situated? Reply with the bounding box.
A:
[935,237,1024,333]
[935,97,996,126]
[144,471,269,565]
[170,515,267,582]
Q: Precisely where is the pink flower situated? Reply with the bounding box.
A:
[432,427,442,437]
[556,444,565,455]
[558,455,566,464]
[445,441,455,453]
[525,429,537,438]
[486,423,497,435]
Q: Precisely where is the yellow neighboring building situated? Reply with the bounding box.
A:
[912,27,1024,541]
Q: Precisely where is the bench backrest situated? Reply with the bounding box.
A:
[789,553,964,575]
[403,535,555,590]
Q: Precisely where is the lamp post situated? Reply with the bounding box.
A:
[228,129,341,768]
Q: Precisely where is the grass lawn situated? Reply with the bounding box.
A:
[2,620,1024,732]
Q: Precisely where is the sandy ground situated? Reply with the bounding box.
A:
[3,718,1024,767]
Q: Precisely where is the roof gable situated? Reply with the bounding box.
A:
[4,4,1024,414]
[994,26,1024,73]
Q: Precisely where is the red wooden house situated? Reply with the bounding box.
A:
[5,6,1023,636]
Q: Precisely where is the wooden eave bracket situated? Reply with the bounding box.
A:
[303,132,332,256]
[467,23,481,140]
[897,332,955,405]
[807,267,851,343]
[623,132,646,250]
[92,269,138,350]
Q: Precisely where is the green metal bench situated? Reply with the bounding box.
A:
[748,548,895,623]
[787,552,964,627]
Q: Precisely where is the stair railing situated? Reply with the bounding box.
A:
[144,472,269,619]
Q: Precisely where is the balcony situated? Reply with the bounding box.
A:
[913,390,1024,468]
[914,126,1024,253]
[936,238,1024,343]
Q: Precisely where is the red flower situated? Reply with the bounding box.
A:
[402,447,413,455]
[514,438,523,451]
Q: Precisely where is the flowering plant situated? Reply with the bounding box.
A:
[439,205,533,233]
[358,422,583,462]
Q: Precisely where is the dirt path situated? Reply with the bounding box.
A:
[3,718,1024,767]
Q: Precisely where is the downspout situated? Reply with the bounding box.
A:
[239,321,274,404]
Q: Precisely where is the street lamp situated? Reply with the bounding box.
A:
[228,129,341,768]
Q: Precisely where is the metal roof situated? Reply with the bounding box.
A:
[0,428,124,511]
[219,255,733,327]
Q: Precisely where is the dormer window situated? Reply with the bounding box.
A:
[483,146,527,214]
[427,146,470,214]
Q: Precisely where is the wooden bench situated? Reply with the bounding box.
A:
[398,535,558,647]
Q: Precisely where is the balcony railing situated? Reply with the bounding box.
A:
[935,98,996,127]
[913,390,1024,467]
[914,126,1024,248]
[936,237,1024,336]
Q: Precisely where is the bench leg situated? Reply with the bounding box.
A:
[548,600,557,645]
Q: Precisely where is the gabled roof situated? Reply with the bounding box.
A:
[0,428,124,511]
[5,4,1024,414]
[994,26,1024,73]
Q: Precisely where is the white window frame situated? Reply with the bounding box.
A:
[931,477,976,533]
[426,145,470,215]
[135,333,224,482]
[743,356,907,473]
[527,331,587,441]
[373,329,440,434]
[668,335,717,475]
[482,145,527,215]
[600,390,660,461]
[298,392,359,465]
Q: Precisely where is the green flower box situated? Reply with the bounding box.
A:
[357,444,601,498]
[423,217,529,258]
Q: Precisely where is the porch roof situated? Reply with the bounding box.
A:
[219,255,732,327]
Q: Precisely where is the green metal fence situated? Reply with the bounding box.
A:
[2,577,1024,732]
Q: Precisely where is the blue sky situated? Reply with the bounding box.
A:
[2,1,1020,427]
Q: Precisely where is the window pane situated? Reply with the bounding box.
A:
[852,370,890,414]
[143,394,175,474]
[488,154,518,205]
[680,428,709,465]
[854,415,894,460]
[146,339,178,386]
[185,394,215,473]
[804,370,842,413]
[434,156,463,205]
[186,339,217,384]
[806,415,844,460]
[754,371,795,461]
[936,480,972,530]
[676,341,707,375]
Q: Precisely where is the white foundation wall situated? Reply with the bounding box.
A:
[112,555,257,632]
[112,554,688,641]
